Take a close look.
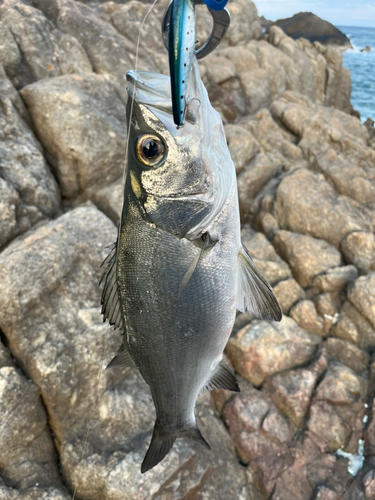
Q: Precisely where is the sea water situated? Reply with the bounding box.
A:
[338,26,375,122]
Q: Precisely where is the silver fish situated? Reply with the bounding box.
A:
[100,59,282,473]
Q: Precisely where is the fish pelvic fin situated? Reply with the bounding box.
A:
[236,244,282,322]
[99,240,125,332]
[106,342,137,370]
[141,422,210,473]
[203,359,240,393]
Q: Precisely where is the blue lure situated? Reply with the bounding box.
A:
[201,0,229,11]
[168,0,196,127]
[164,0,230,127]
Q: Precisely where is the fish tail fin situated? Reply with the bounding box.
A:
[141,424,176,474]
[141,422,210,473]
[182,424,211,450]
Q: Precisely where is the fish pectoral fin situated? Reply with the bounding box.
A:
[179,231,218,295]
[203,359,240,393]
[106,342,137,370]
[100,239,125,333]
[236,244,282,322]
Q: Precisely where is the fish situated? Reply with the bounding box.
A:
[100,58,282,474]
[168,0,196,127]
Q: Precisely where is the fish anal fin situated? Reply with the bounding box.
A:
[236,244,282,322]
[203,359,240,393]
[100,240,125,332]
[106,342,136,370]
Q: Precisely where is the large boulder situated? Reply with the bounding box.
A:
[273,12,351,46]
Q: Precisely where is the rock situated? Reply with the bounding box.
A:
[0,486,71,500]
[341,231,375,273]
[332,300,375,350]
[33,0,136,101]
[224,124,260,174]
[226,316,320,386]
[0,365,61,489]
[361,46,371,53]
[90,178,123,226]
[348,274,375,330]
[237,152,281,222]
[325,338,369,373]
[239,69,271,114]
[245,108,303,170]
[201,56,236,85]
[365,402,375,456]
[272,279,305,314]
[0,0,92,89]
[0,74,60,248]
[273,12,351,46]
[21,73,126,199]
[273,168,370,249]
[266,351,327,428]
[241,226,292,286]
[274,230,341,287]
[222,384,292,495]
[313,265,358,293]
[290,300,325,337]
[309,363,367,453]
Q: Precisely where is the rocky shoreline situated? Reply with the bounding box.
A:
[0,1,375,499]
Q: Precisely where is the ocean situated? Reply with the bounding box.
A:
[338,26,375,122]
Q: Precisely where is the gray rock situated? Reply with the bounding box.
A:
[34,0,149,101]
[0,0,92,89]
[21,73,126,199]
[332,300,375,350]
[0,486,71,500]
[273,12,351,46]
[0,74,60,248]
[0,365,61,489]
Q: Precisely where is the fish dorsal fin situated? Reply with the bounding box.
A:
[203,359,240,392]
[236,244,282,322]
[100,241,124,332]
[107,342,137,369]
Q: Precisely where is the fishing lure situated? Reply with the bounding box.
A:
[163,0,230,127]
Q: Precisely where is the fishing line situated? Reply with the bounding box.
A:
[72,3,160,498]
[120,0,160,198]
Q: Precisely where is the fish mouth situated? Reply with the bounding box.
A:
[126,66,201,134]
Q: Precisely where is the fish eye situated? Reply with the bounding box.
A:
[136,134,166,166]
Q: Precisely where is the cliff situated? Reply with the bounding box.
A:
[0,1,374,499]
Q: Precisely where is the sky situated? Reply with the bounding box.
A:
[255,0,375,28]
